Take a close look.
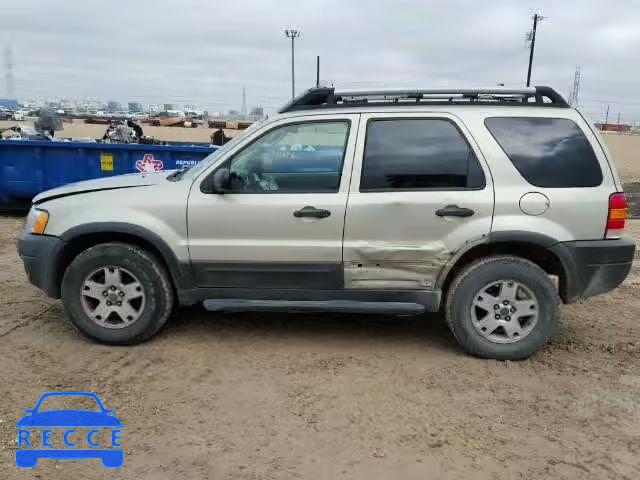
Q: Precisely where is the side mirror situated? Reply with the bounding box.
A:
[202,168,230,194]
[212,168,230,193]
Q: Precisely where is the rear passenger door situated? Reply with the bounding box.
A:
[343,113,494,290]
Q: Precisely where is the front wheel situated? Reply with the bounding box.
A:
[61,242,174,344]
[445,255,559,360]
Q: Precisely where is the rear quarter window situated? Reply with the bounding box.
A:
[484,117,603,188]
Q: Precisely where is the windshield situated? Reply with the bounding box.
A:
[183,118,270,180]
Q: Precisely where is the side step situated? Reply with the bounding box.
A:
[202,299,425,315]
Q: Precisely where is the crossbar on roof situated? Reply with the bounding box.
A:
[279,86,569,113]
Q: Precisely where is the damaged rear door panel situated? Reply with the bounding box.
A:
[343,112,494,290]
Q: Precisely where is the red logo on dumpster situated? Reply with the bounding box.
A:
[136,153,164,173]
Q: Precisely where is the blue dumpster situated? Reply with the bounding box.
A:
[0,140,216,206]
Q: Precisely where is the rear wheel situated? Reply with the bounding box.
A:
[61,242,173,344]
[445,255,559,360]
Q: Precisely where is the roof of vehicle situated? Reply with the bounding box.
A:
[278,86,570,115]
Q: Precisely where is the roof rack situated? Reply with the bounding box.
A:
[279,86,569,113]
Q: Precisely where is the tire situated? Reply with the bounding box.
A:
[61,242,174,345]
[445,255,559,360]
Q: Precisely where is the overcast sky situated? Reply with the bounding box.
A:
[2,0,640,121]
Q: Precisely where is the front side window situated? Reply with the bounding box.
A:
[484,117,603,187]
[227,121,349,193]
[360,119,485,191]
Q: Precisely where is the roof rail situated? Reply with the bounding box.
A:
[279,86,569,113]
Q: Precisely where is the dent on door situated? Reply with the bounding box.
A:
[342,193,493,290]
[342,197,493,290]
[344,240,453,289]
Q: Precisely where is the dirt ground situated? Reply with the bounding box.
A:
[601,132,640,184]
[0,216,639,479]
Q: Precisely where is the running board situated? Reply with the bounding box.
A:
[202,299,425,315]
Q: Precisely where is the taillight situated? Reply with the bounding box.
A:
[605,193,628,239]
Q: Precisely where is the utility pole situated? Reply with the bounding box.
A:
[3,45,15,99]
[241,85,247,119]
[525,13,544,87]
[316,55,320,87]
[617,112,621,125]
[567,67,581,107]
[605,105,610,124]
[284,28,301,98]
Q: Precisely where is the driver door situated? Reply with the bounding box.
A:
[187,114,360,289]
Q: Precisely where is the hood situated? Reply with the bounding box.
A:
[33,170,174,205]
[16,409,123,427]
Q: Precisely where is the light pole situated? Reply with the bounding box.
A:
[284,28,301,98]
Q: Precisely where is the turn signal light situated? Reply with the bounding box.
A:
[32,211,49,234]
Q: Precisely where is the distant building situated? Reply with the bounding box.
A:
[107,101,121,113]
[59,99,77,111]
[148,104,162,113]
[250,106,264,117]
[595,123,631,133]
[128,102,143,112]
[82,99,102,112]
[0,98,19,108]
[23,98,45,109]
[163,103,175,111]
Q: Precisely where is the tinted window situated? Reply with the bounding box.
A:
[228,121,349,193]
[360,119,485,191]
[485,117,602,187]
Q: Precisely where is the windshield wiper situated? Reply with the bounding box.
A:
[167,166,192,181]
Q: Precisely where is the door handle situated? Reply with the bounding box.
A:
[435,205,475,218]
[293,206,331,219]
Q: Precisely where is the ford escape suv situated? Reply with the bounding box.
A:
[18,86,635,360]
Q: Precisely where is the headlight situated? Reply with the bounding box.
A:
[25,208,49,234]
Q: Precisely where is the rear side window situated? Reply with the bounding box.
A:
[360,119,485,191]
[484,117,603,187]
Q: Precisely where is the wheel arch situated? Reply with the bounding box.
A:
[439,231,575,303]
[54,223,194,299]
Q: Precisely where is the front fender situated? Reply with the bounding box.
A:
[58,222,195,294]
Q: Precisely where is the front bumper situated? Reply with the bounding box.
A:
[17,231,66,298]
[551,236,636,302]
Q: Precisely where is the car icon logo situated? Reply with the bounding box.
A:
[15,391,123,468]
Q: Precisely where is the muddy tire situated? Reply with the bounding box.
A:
[61,242,173,344]
[445,255,559,360]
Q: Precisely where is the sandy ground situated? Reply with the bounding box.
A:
[0,215,640,479]
[601,132,640,183]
